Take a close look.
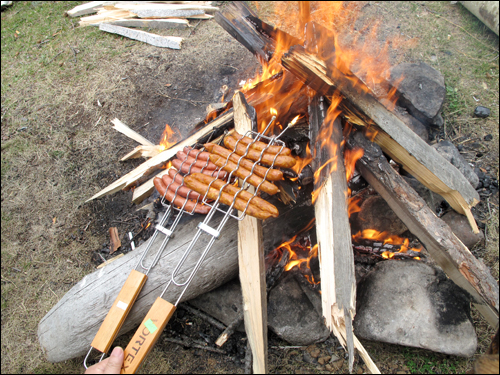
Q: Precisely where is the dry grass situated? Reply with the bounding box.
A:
[1,1,498,374]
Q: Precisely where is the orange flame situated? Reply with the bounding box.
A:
[159,124,180,151]
[352,229,422,257]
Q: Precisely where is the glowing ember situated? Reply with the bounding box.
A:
[159,123,180,151]
[352,229,423,257]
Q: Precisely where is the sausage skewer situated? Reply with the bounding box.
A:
[153,177,210,214]
[224,135,296,168]
[208,154,279,195]
[190,173,279,217]
[204,143,283,181]
[232,130,292,156]
[184,174,273,220]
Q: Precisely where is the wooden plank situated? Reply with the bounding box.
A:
[309,95,372,373]
[347,131,499,327]
[102,18,189,28]
[111,118,154,146]
[79,9,136,27]
[234,91,268,374]
[66,1,112,17]
[99,23,183,49]
[131,169,169,204]
[281,45,480,232]
[120,145,163,161]
[86,110,234,202]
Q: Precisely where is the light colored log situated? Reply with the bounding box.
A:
[234,91,268,374]
[111,118,154,146]
[120,145,163,161]
[131,169,170,204]
[86,110,233,202]
[38,211,240,363]
[66,1,115,17]
[99,23,183,49]
[113,2,218,12]
[79,9,136,26]
[102,18,189,29]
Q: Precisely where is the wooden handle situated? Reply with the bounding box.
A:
[91,269,147,354]
[121,297,176,374]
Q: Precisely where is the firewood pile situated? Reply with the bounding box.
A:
[39,2,499,374]
[66,2,219,49]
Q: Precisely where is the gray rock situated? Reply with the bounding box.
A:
[188,278,245,332]
[268,274,330,345]
[440,210,484,248]
[354,195,408,235]
[189,274,331,345]
[430,113,444,129]
[432,140,480,188]
[402,176,444,213]
[389,62,446,125]
[394,105,429,142]
[474,106,490,118]
[354,260,477,357]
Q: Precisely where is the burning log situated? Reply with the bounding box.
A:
[120,145,163,161]
[309,95,378,373]
[281,42,481,233]
[347,131,499,327]
[233,91,268,373]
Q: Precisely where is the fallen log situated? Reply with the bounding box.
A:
[38,211,240,363]
[99,23,183,49]
[281,44,481,233]
[347,131,499,327]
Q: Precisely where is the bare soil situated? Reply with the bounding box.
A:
[1,1,498,374]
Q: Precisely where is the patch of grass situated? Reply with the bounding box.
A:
[445,85,462,115]
[402,348,464,374]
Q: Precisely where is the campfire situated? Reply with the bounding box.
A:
[38,2,498,374]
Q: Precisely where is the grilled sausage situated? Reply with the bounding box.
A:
[153,177,210,214]
[224,135,296,168]
[190,173,279,217]
[208,154,279,195]
[232,130,292,156]
[176,150,217,170]
[161,174,201,200]
[204,143,283,181]
[183,146,210,161]
[171,158,227,178]
[184,174,272,220]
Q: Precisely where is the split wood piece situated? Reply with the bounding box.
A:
[79,9,136,27]
[96,253,124,269]
[121,145,163,161]
[234,91,268,374]
[131,169,169,204]
[38,211,241,363]
[102,18,189,29]
[66,1,116,17]
[86,110,234,202]
[281,45,481,233]
[111,118,154,146]
[309,95,361,373]
[109,227,121,255]
[215,1,301,65]
[347,131,499,328]
[113,2,219,13]
[99,23,183,49]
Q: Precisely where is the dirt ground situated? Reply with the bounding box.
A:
[1,1,498,374]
